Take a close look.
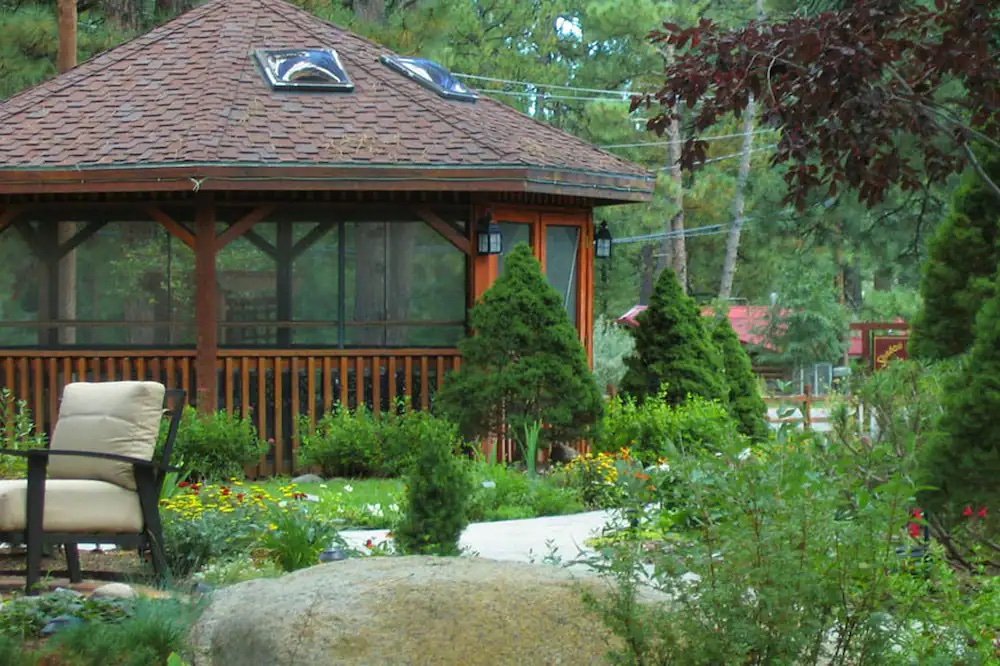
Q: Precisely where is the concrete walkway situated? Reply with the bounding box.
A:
[341,510,615,564]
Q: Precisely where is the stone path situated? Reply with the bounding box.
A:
[341,509,615,565]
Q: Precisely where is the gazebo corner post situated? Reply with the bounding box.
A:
[194,199,219,413]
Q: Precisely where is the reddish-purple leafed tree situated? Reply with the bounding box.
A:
[636,0,999,208]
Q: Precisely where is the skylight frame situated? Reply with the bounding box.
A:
[379,55,478,102]
[254,48,355,92]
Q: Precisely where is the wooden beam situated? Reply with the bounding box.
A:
[290,221,335,260]
[194,202,219,412]
[56,220,106,257]
[416,206,471,255]
[146,206,195,250]
[215,205,276,251]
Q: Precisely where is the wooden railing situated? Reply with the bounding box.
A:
[0,348,462,476]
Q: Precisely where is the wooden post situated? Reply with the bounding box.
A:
[194,202,218,412]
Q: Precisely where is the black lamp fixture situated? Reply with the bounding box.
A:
[595,221,613,259]
[477,212,502,255]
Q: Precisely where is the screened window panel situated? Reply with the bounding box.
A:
[0,226,41,346]
[498,222,531,275]
[0,222,196,347]
[218,223,277,346]
[545,225,580,326]
[291,222,340,345]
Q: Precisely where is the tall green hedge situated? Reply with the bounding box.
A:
[436,244,603,446]
[712,314,769,441]
[620,268,727,405]
[911,149,1000,359]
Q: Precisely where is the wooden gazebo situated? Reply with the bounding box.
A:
[0,0,653,473]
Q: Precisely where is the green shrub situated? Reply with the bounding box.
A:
[437,243,603,447]
[596,393,743,464]
[161,407,266,481]
[162,509,258,578]
[299,405,460,478]
[467,461,584,521]
[48,598,201,666]
[710,312,769,441]
[0,588,128,640]
[620,268,727,405]
[395,428,472,555]
[593,315,634,393]
[257,503,344,572]
[192,554,282,587]
[0,388,46,479]
[587,436,999,664]
[920,270,1000,557]
[911,147,1000,360]
[299,405,384,477]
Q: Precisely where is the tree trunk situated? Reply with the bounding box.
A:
[353,0,387,23]
[638,245,655,305]
[667,114,687,291]
[56,0,77,73]
[719,95,757,300]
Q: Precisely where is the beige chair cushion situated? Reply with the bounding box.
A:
[47,382,166,491]
[0,479,144,533]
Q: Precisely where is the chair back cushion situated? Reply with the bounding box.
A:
[48,381,166,490]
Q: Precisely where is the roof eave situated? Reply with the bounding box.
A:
[0,164,655,203]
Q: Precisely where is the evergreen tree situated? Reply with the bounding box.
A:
[910,150,1000,359]
[711,313,769,441]
[436,244,603,446]
[919,269,1000,535]
[620,268,727,405]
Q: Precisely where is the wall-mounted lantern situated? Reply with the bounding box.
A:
[477,212,502,255]
[595,221,613,259]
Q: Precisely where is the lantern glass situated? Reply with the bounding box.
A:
[595,221,613,259]
[477,214,503,255]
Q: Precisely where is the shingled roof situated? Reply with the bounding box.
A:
[0,0,654,202]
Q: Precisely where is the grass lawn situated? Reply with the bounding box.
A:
[248,477,405,528]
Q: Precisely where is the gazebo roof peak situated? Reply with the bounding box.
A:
[0,0,654,201]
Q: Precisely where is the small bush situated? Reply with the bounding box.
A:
[193,553,282,587]
[299,405,383,477]
[299,405,461,478]
[395,428,472,555]
[161,407,266,481]
[0,588,128,640]
[162,509,258,578]
[467,461,584,521]
[593,315,634,394]
[551,450,629,510]
[48,598,201,666]
[0,388,46,479]
[597,393,743,464]
[257,503,343,572]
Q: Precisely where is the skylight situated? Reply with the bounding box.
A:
[380,55,478,102]
[254,48,354,91]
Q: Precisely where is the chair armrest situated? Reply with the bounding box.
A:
[0,448,175,471]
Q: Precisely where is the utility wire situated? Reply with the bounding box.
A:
[479,88,632,103]
[602,129,776,148]
[456,73,639,97]
[656,145,777,170]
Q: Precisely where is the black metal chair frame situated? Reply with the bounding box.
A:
[0,388,186,594]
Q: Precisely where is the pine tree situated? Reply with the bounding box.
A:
[436,244,603,446]
[919,268,1000,533]
[910,149,1000,359]
[711,313,769,441]
[620,268,727,405]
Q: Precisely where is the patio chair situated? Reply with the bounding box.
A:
[0,382,185,594]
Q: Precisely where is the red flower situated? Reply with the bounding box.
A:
[364,539,375,549]
[908,522,922,538]
[293,492,307,500]
[963,505,975,518]
[220,487,231,496]
[911,508,923,520]
[178,481,190,488]
[236,493,246,502]
[978,507,989,519]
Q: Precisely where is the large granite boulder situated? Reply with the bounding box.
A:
[189,556,645,665]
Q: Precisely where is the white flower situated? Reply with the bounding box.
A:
[319,484,328,489]
[343,484,354,493]
[388,503,400,513]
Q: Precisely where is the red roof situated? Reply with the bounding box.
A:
[616,305,864,357]
[0,0,654,199]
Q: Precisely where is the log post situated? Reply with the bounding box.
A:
[194,202,218,412]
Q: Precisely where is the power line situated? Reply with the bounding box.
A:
[479,88,631,104]
[456,73,639,98]
[657,145,777,170]
[613,223,729,244]
[602,129,776,148]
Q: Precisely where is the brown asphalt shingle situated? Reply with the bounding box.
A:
[0,0,651,183]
